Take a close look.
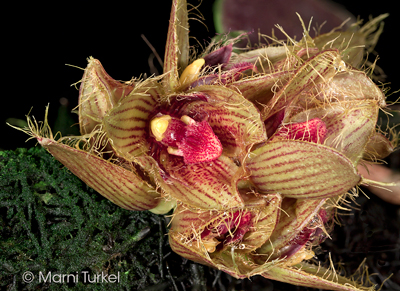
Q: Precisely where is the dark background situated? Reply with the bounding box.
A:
[1,1,399,290]
[2,0,399,150]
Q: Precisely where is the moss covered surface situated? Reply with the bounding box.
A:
[0,147,185,290]
[1,147,399,290]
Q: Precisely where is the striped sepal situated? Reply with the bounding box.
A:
[240,194,281,251]
[247,140,360,198]
[158,153,244,210]
[79,58,134,135]
[168,230,215,267]
[39,138,159,211]
[262,49,339,121]
[227,70,293,111]
[170,205,220,234]
[284,70,386,122]
[103,84,160,160]
[318,102,378,164]
[184,85,267,156]
[263,262,374,291]
[163,0,189,90]
[258,198,326,254]
[289,68,387,116]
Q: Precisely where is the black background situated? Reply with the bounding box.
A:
[2,0,399,150]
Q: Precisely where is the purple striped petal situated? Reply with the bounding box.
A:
[272,118,327,144]
[181,85,267,157]
[103,80,161,160]
[177,120,223,164]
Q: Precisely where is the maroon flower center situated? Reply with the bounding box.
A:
[200,211,252,252]
[150,114,223,164]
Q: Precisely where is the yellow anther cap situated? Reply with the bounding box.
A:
[150,115,171,141]
[179,58,205,86]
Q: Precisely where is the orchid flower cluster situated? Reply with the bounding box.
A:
[16,0,394,290]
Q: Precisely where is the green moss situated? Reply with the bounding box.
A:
[0,147,188,290]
